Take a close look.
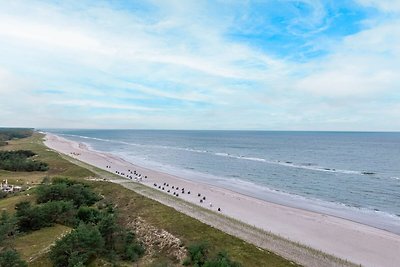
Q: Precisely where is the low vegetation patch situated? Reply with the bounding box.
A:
[0,150,48,172]
[2,177,145,266]
[0,128,33,147]
[0,248,27,267]
[11,224,71,262]
[183,242,242,267]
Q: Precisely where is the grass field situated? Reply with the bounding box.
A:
[0,193,35,213]
[0,133,298,266]
[12,224,71,262]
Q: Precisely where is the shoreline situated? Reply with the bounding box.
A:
[49,132,400,234]
[105,150,400,234]
[44,132,400,267]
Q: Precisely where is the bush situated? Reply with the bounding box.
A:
[0,128,33,143]
[36,180,100,207]
[0,150,48,172]
[203,252,242,267]
[15,201,51,232]
[0,249,27,267]
[15,201,75,232]
[183,242,209,266]
[183,243,241,267]
[50,223,104,267]
[97,213,145,262]
[0,211,17,245]
[120,232,145,261]
[76,206,102,224]
[0,190,7,199]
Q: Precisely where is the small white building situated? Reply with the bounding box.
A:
[1,179,22,192]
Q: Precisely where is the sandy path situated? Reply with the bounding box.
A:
[44,133,400,267]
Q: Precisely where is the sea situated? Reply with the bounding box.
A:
[44,129,400,234]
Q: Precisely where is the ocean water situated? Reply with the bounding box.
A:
[45,129,400,233]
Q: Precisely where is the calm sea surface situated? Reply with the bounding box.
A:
[45,129,400,233]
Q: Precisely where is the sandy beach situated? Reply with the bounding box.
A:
[44,133,400,267]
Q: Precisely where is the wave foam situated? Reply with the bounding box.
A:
[60,133,373,176]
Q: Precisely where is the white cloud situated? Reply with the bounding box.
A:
[357,0,400,13]
[0,0,400,130]
[295,18,400,98]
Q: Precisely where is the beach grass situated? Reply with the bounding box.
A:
[0,193,35,214]
[93,180,297,267]
[12,224,71,262]
[0,133,300,266]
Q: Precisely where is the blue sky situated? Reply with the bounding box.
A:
[1,0,400,130]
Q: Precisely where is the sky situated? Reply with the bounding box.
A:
[0,0,399,131]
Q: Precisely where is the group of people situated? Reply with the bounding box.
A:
[108,165,147,182]
[153,182,222,212]
[106,164,222,212]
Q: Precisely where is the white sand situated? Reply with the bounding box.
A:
[44,133,400,267]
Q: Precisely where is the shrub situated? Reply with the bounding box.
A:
[49,223,104,267]
[0,211,17,245]
[183,243,241,267]
[15,201,51,232]
[0,249,27,267]
[203,252,242,267]
[76,206,102,224]
[120,232,145,261]
[15,200,75,232]
[0,190,7,199]
[0,128,33,142]
[183,242,209,266]
[97,213,144,262]
[0,150,48,172]
[36,180,100,207]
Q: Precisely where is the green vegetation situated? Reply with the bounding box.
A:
[0,211,17,245]
[36,178,100,207]
[183,243,241,267]
[50,223,104,266]
[9,178,145,266]
[0,150,48,172]
[0,128,33,147]
[0,132,298,267]
[15,200,75,232]
[96,182,294,267]
[0,194,34,214]
[11,224,71,261]
[0,248,27,267]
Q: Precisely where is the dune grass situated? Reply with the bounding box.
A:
[0,193,35,214]
[12,224,71,262]
[93,181,297,267]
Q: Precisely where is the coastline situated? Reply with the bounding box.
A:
[101,149,400,234]
[44,132,400,267]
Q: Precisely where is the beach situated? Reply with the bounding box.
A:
[44,133,400,267]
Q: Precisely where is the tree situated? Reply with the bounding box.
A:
[76,206,101,224]
[97,213,118,251]
[0,249,27,267]
[50,223,104,267]
[0,211,17,245]
[36,181,100,207]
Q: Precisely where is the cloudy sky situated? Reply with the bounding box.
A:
[0,0,399,130]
